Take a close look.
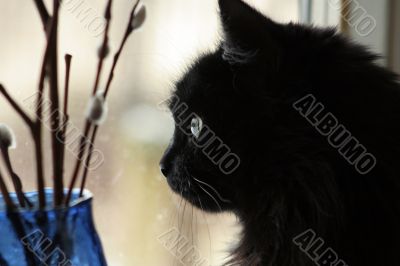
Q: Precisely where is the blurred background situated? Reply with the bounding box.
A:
[0,0,398,265]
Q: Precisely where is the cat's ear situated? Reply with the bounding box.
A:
[218,0,280,65]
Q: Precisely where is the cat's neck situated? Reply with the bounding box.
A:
[229,208,314,266]
[230,213,273,266]
[228,164,339,266]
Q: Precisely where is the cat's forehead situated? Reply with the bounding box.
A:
[170,78,205,111]
[172,53,229,105]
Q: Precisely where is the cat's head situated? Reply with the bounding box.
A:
[159,0,377,213]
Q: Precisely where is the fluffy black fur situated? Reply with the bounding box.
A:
[160,0,400,265]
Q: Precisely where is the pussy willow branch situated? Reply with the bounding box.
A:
[0,81,48,209]
[105,0,141,97]
[78,0,141,197]
[65,0,114,204]
[33,114,46,209]
[77,0,141,195]
[93,0,113,95]
[48,0,64,206]
[74,0,113,198]
[74,0,141,203]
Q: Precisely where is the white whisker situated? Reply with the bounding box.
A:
[196,182,223,212]
[196,194,212,257]
[192,176,231,203]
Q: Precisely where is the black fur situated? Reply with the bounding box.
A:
[160,0,400,265]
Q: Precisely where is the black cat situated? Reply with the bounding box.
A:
[160,0,400,265]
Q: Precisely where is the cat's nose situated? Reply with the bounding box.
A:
[159,163,169,178]
[160,142,174,178]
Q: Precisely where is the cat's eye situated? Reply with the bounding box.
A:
[190,116,203,139]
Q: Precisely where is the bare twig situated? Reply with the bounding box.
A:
[48,0,64,206]
[33,0,50,30]
[0,170,15,210]
[23,194,34,208]
[59,54,72,199]
[63,55,72,121]
[0,85,33,127]
[27,7,60,209]
[79,126,98,196]
[3,151,34,209]
[1,148,26,208]
[65,123,91,204]
[32,16,59,209]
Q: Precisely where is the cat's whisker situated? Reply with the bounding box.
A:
[195,207,199,245]
[167,191,180,229]
[178,200,187,235]
[192,176,231,203]
[196,194,212,257]
[196,182,223,212]
[174,199,187,265]
[169,195,182,266]
[190,205,194,249]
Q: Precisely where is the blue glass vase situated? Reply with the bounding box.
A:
[0,189,107,266]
